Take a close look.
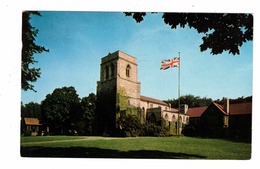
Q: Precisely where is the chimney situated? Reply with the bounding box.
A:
[223,97,229,115]
[180,104,188,114]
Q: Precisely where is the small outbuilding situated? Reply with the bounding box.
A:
[23,118,42,136]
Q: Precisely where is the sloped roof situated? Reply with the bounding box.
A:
[211,102,252,115]
[164,108,179,113]
[140,95,169,106]
[186,106,207,117]
[230,102,252,115]
[212,102,228,115]
[24,118,41,126]
[186,102,252,118]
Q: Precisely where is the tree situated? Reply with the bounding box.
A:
[21,102,27,118]
[78,93,96,135]
[41,86,81,134]
[124,12,253,55]
[165,94,212,108]
[22,11,49,92]
[214,95,252,104]
[21,102,42,119]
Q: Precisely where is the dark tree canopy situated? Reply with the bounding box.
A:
[125,12,253,55]
[21,102,42,119]
[214,96,252,105]
[22,11,49,92]
[41,86,80,134]
[165,94,252,109]
[165,94,212,108]
[79,93,97,135]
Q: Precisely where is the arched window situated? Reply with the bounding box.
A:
[126,64,131,77]
[141,107,145,123]
[179,116,183,128]
[105,65,109,80]
[142,107,145,112]
[164,114,169,128]
[179,116,182,122]
[172,115,176,122]
[164,113,169,121]
[111,63,114,78]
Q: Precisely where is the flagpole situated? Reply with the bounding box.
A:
[177,52,180,137]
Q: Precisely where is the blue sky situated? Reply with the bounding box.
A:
[21,12,253,104]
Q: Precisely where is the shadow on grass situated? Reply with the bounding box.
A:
[21,146,207,159]
[225,138,251,143]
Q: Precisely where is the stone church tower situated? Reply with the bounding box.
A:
[96,51,141,135]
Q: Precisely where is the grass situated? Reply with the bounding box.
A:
[20,136,251,159]
[21,135,86,143]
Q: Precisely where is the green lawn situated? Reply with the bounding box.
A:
[20,136,251,159]
[21,135,86,143]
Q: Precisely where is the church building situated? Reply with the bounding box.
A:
[95,50,189,136]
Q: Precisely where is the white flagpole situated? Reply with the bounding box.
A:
[177,52,180,137]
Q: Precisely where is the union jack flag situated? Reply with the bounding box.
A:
[160,57,180,70]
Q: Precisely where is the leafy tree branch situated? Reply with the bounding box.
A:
[22,11,49,91]
[125,12,253,55]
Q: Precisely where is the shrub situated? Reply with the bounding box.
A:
[159,127,170,137]
[118,114,142,137]
[143,123,160,136]
[123,131,132,137]
[142,123,170,137]
[23,130,32,136]
[183,125,197,136]
[117,114,171,137]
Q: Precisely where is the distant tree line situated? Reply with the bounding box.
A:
[164,94,212,108]
[21,86,96,136]
[164,94,252,108]
[214,96,252,105]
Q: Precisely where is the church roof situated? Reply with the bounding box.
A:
[140,95,169,106]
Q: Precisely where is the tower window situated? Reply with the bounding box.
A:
[126,64,131,77]
[111,63,115,78]
[105,65,109,80]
